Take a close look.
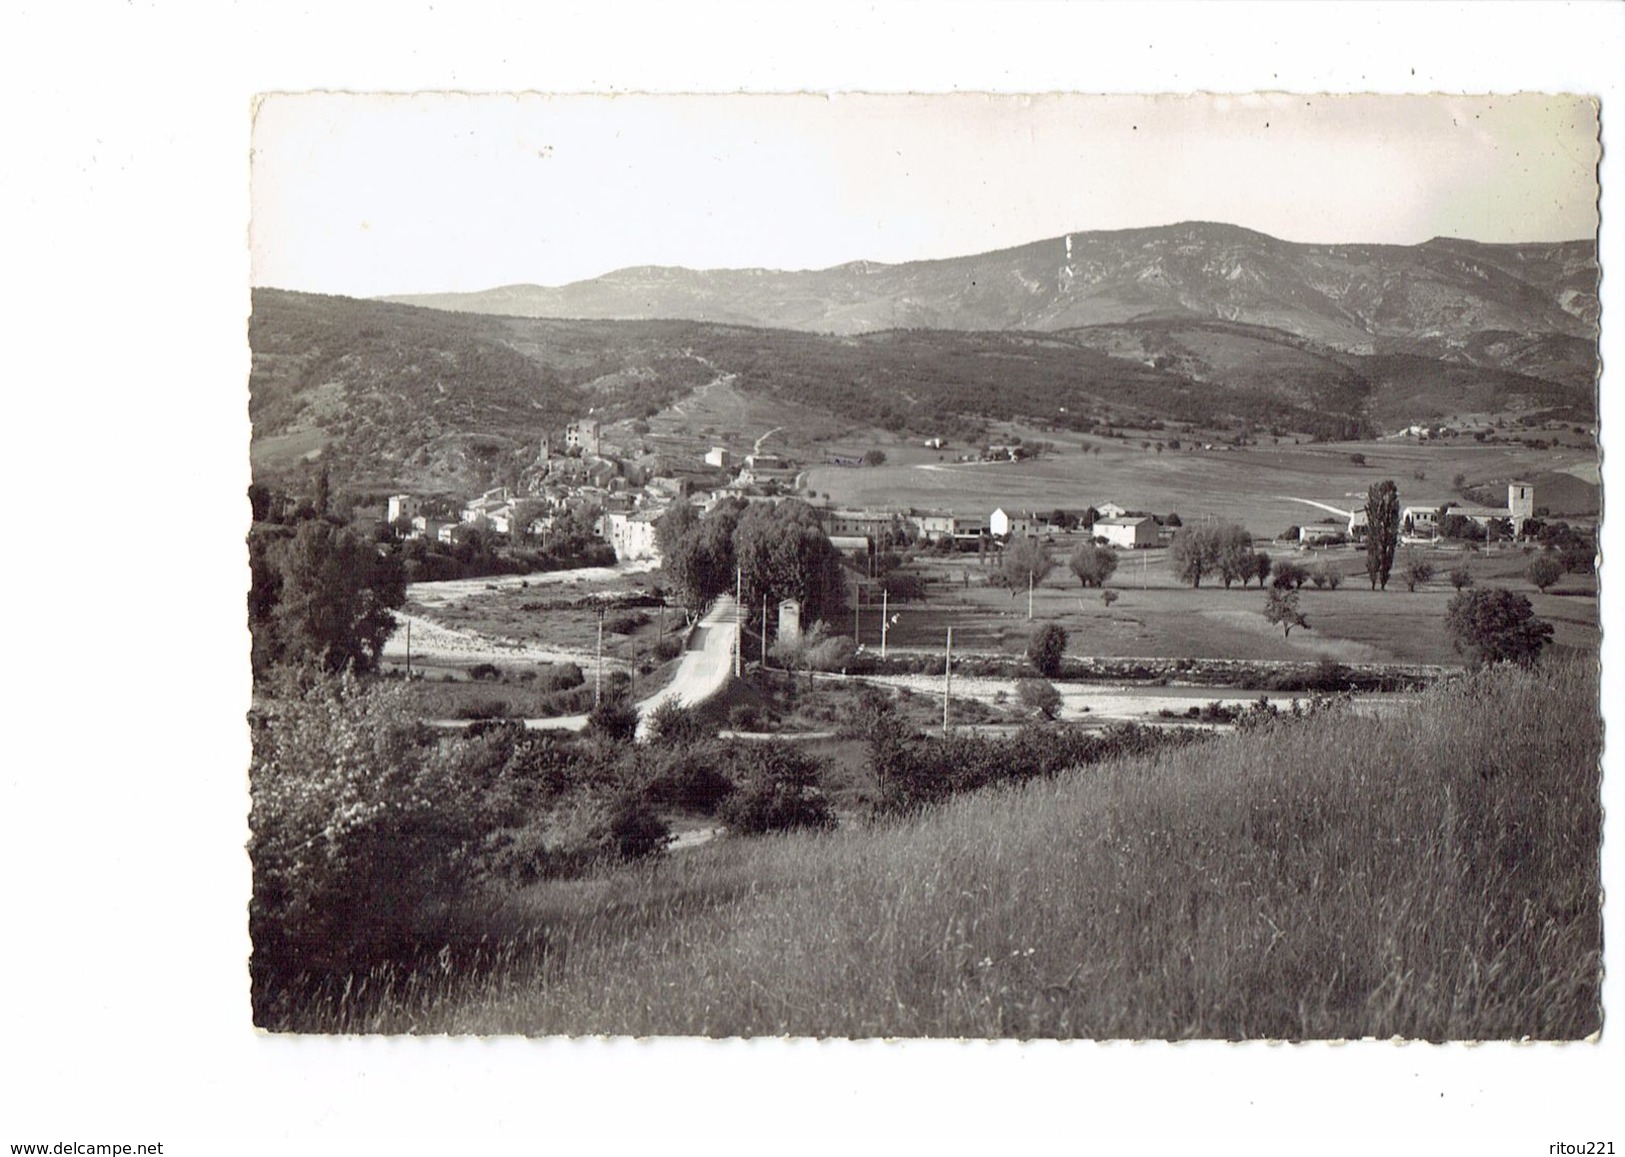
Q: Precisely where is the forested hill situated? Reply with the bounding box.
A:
[249,288,1592,497]
[386,222,1599,391]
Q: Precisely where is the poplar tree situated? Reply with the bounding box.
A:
[1365,480,1401,590]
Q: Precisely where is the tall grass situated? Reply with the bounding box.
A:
[272,659,1601,1039]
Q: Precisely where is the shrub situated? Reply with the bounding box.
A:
[653,636,684,662]
[1403,552,1434,592]
[248,669,491,1006]
[1026,622,1068,677]
[1445,588,1554,667]
[535,683,595,718]
[600,791,672,860]
[1448,565,1474,592]
[1527,556,1563,592]
[468,662,502,682]
[717,742,837,835]
[645,698,711,748]
[1100,589,1119,608]
[1017,678,1063,720]
[1271,560,1309,590]
[1559,543,1594,575]
[586,695,639,744]
[643,742,737,812]
[541,662,585,693]
[839,686,900,740]
[605,611,648,636]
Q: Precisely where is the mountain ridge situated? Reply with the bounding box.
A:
[380,221,1598,390]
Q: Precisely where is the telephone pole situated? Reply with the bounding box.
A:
[595,608,604,705]
[734,566,743,678]
[942,626,953,735]
[880,588,889,658]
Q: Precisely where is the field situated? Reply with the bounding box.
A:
[273,658,1601,1039]
[850,541,1597,667]
[806,434,1598,535]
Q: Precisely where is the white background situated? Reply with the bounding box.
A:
[1,4,1621,1154]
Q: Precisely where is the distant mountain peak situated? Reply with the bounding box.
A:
[379,223,1596,379]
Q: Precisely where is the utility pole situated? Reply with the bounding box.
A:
[734,566,743,678]
[595,608,604,706]
[881,588,889,658]
[404,619,411,680]
[1028,567,1034,620]
[943,626,953,735]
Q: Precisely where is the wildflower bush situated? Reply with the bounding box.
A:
[249,668,495,1001]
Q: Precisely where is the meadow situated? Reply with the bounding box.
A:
[853,539,1597,667]
[270,658,1600,1039]
[807,433,1597,537]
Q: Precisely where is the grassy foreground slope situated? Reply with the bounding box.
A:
[297,661,1600,1039]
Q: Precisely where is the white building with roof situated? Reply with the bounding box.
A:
[1095,516,1158,549]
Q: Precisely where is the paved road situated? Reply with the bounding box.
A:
[632,594,738,738]
[523,594,739,735]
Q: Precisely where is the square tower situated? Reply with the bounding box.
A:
[1507,481,1535,523]
[566,419,601,456]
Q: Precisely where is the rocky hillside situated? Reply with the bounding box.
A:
[250,286,1593,500]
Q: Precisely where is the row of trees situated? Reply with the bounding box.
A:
[1166,523,1268,588]
[656,498,848,630]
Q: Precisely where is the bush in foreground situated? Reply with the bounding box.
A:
[248,669,490,1000]
[265,661,1600,1039]
[717,742,837,835]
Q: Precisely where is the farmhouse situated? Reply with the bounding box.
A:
[905,510,990,547]
[1095,501,1129,520]
[1095,516,1158,549]
[1400,484,1534,539]
[386,494,420,523]
[990,507,1037,539]
[704,446,732,469]
[1298,524,1345,544]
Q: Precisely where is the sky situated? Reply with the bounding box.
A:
[251,91,1601,298]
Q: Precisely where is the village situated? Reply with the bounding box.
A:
[383,412,1555,598]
